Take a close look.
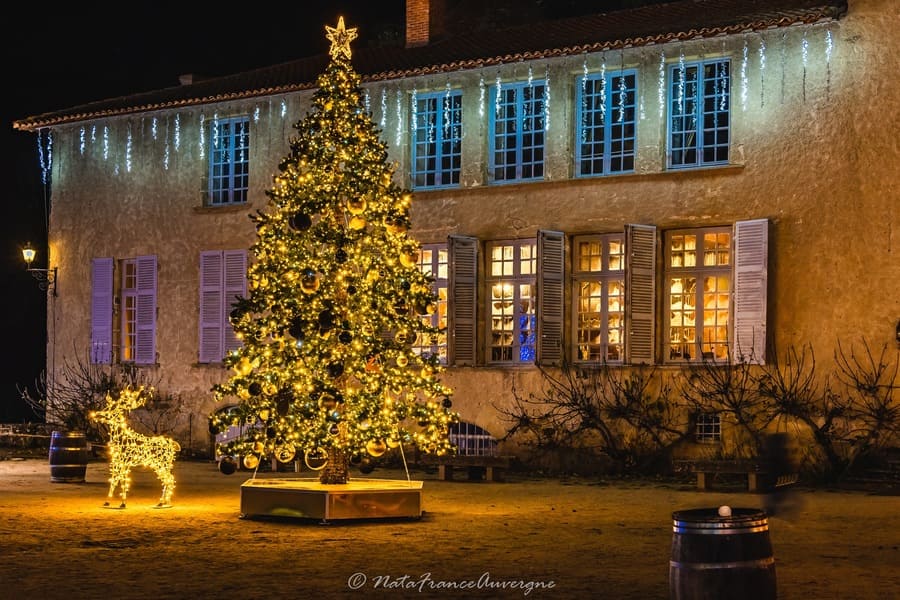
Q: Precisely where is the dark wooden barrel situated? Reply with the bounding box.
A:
[670,507,776,600]
[48,431,89,483]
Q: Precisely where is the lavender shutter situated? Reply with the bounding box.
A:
[134,255,157,365]
[449,235,478,366]
[536,230,564,365]
[625,224,656,365]
[90,257,114,364]
[199,252,224,363]
[223,250,247,355]
[732,219,768,364]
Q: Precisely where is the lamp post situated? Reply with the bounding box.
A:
[22,242,57,296]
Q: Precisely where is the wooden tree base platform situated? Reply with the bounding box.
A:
[239,478,423,522]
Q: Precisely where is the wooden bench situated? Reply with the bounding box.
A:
[677,459,774,493]
[425,454,511,482]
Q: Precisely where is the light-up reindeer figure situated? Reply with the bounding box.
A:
[90,386,180,508]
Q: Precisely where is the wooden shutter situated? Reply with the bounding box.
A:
[732,218,768,364]
[199,252,224,363]
[449,235,478,366]
[90,257,114,364]
[625,224,656,365]
[134,255,157,365]
[223,250,247,355]
[536,230,564,365]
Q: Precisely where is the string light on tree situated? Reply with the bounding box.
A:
[211,16,458,485]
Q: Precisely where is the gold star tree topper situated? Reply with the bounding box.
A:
[326,16,358,60]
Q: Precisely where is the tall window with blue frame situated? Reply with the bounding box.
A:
[412,90,462,189]
[576,70,637,176]
[668,59,730,168]
[487,239,537,364]
[489,80,545,183]
[208,116,250,205]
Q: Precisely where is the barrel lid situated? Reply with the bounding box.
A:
[672,507,769,533]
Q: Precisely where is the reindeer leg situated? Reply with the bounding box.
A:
[156,457,176,507]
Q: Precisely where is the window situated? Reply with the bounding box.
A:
[695,412,721,443]
[208,116,250,205]
[573,234,625,363]
[487,239,536,363]
[576,70,637,176]
[668,59,730,168]
[413,243,448,363]
[120,255,157,365]
[199,250,247,363]
[489,80,545,183]
[412,90,462,189]
[665,228,731,362]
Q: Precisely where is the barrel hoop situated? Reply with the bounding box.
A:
[672,523,769,535]
[670,556,775,570]
[51,463,88,468]
[51,446,88,451]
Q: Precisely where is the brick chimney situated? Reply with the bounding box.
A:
[405,0,445,48]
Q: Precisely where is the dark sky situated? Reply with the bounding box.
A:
[1,2,405,421]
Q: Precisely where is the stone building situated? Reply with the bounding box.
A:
[12,0,899,462]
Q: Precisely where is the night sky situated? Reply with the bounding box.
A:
[1,2,405,421]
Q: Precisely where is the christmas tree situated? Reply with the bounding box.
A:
[212,17,457,483]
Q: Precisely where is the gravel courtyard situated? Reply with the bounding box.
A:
[0,457,897,599]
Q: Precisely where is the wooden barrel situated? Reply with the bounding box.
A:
[670,507,776,600]
[48,431,89,483]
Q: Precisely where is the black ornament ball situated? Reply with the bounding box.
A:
[290,212,313,230]
[318,310,335,330]
[327,362,345,378]
[442,397,453,409]
[288,318,306,340]
[335,248,348,263]
[359,459,376,474]
[248,382,262,396]
[338,331,352,344]
[218,456,237,475]
[346,284,357,295]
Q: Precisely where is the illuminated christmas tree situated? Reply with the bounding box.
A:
[211,17,457,484]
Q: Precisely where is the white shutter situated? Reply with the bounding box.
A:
[733,218,768,364]
[90,257,114,364]
[449,235,478,366]
[223,250,247,355]
[199,252,224,363]
[134,255,157,365]
[537,230,565,365]
[625,224,656,365]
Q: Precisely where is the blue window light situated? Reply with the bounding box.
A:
[668,59,730,168]
[209,116,250,205]
[576,70,637,176]
[489,80,545,183]
[412,90,462,189]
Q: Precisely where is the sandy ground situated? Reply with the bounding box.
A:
[0,456,897,600]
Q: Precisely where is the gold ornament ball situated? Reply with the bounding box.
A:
[243,454,260,469]
[366,439,387,457]
[300,271,321,294]
[399,250,419,268]
[396,355,409,367]
[347,197,367,215]
[349,216,367,230]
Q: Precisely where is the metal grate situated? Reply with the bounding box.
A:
[450,421,498,457]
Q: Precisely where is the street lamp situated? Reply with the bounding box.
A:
[22,242,57,296]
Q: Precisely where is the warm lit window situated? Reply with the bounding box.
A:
[487,239,537,363]
[576,70,637,176]
[573,234,625,363]
[695,412,721,442]
[489,81,545,183]
[208,116,250,205]
[412,91,462,189]
[665,228,731,362]
[668,59,730,168]
[120,256,157,365]
[413,243,448,363]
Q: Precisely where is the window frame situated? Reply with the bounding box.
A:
[208,115,250,206]
[411,90,462,189]
[413,243,449,363]
[575,69,637,177]
[572,233,626,364]
[119,255,157,365]
[667,58,731,169]
[485,238,537,365]
[663,226,732,363]
[488,80,546,184]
